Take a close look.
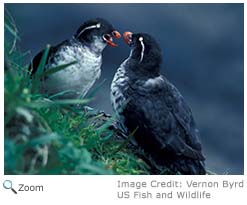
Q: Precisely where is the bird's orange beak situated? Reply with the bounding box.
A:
[103,30,121,47]
[123,31,133,45]
[112,30,121,39]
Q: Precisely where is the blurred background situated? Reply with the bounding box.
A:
[5,3,244,174]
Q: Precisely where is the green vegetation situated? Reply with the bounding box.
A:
[4,10,151,175]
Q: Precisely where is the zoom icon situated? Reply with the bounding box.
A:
[3,180,17,194]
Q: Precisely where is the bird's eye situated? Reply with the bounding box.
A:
[96,23,101,28]
[112,31,118,36]
[103,34,111,40]
[139,37,144,42]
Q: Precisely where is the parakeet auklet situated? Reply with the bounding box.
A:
[111,31,206,175]
[29,18,121,99]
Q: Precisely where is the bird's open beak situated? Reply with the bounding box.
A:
[112,30,121,39]
[123,31,133,45]
[103,30,121,47]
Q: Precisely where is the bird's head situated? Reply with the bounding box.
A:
[123,31,162,74]
[75,18,121,52]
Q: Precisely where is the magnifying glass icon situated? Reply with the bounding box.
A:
[3,180,17,194]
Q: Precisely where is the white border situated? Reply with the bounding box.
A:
[2,0,246,3]
[1,1,246,204]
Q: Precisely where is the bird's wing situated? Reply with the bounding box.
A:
[123,77,204,161]
[28,40,69,76]
[28,49,47,76]
[164,78,203,152]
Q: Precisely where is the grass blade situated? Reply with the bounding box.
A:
[48,90,80,100]
[25,98,92,108]
[85,79,106,98]
[31,45,50,93]
[4,22,20,40]
[36,44,50,76]
[36,61,77,79]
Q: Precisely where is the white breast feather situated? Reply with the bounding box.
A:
[111,63,129,115]
[42,42,102,98]
[144,76,164,87]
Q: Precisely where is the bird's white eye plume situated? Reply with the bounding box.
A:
[77,23,101,38]
[139,36,145,63]
[95,23,101,28]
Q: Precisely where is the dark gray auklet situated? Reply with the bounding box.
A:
[111,31,206,175]
[29,18,121,99]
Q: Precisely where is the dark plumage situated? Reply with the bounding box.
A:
[29,18,121,99]
[111,32,206,174]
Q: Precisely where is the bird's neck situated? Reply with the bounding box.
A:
[72,36,105,55]
[125,58,161,79]
[90,37,107,54]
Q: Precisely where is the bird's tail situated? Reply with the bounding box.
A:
[169,158,206,175]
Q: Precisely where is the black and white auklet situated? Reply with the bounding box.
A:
[29,18,121,99]
[111,31,206,175]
